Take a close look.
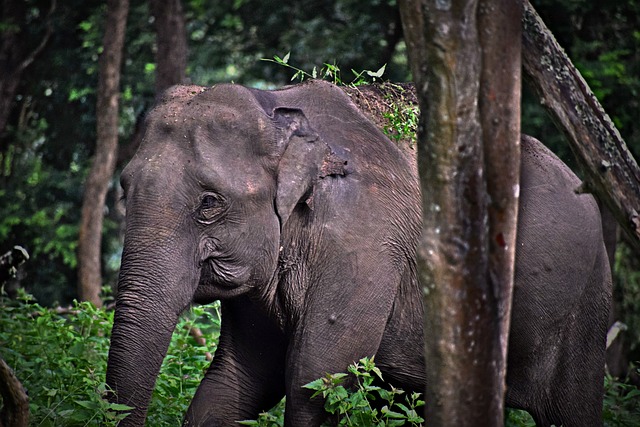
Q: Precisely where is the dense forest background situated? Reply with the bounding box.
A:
[1,0,639,356]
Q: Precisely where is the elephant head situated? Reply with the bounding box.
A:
[105,83,334,424]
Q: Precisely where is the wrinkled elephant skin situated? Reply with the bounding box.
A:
[105,80,611,427]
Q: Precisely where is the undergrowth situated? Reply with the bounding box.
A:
[0,290,217,426]
[1,293,639,426]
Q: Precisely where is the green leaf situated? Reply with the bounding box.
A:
[303,378,324,391]
[75,400,101,410]
[381,405,406,419]
[106,403,135,411]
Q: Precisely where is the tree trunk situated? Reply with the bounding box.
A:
[477,0,521,413]
[116,0,188,168]
[77,0,129,307]
[0,357,29,427]
[521,0,640,254]
[149,0,188,94]
[399,0,519,424]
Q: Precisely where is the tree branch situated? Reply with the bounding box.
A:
[521,0,640,253]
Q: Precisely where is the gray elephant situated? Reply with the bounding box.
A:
[105,80,612,427]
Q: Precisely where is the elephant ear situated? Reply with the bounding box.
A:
[272,107,328,228]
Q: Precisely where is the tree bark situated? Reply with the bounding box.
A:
[149,0,188,94]
[77,0,129,307]
[0,357,29,427]
[521,0,640,254]
[477,0,521,416]
[117,0,188,167]
[399,0,518,424]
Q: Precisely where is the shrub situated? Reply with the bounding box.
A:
[1,292,639,426]
[0,291,217,426]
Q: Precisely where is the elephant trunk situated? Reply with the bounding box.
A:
[106,233,196,425]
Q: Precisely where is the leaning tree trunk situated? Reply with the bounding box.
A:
[399,0,521,425]
[521,0,640,254]
[77,0,129,307]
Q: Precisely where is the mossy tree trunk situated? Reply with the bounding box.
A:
[521,0,640,254]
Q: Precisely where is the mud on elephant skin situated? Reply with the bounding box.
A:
[105,80,612,427]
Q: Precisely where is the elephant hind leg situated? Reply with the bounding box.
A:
[506,245,611,427]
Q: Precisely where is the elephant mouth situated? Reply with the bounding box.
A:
[193,260,254,303]
[201,256,252,289]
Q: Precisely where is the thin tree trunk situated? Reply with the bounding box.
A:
[116,0,188,167]
[77,0,129,307]
[477,0,522,414]
[522,0,640,254]
[149,0,188,94]
[399,0,515,424]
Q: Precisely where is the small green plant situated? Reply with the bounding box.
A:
[505,408,536,427]
[238,399,285,427]
[239,357,424,427]
[382,101,419,146]
[262,52,386,86]
[305,357,424,426]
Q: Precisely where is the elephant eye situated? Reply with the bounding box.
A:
[196,193,225,223]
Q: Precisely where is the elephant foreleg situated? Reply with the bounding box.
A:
[184,296,287,427]
[282,252,403,427]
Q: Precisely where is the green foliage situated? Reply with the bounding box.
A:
[505,409,536,427]
[603,367,640,427]
[0,122,85,302]
[238,399,285,427]
[614,243,640,357]
[310,357,425,427]
[146,302,221,426]
[382,100,418,146]
[2,292,640,426]
[0,292,218,426]
[0,292,128,425]
[242,357,425,427]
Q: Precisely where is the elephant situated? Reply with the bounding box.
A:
[105,79,612,427]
